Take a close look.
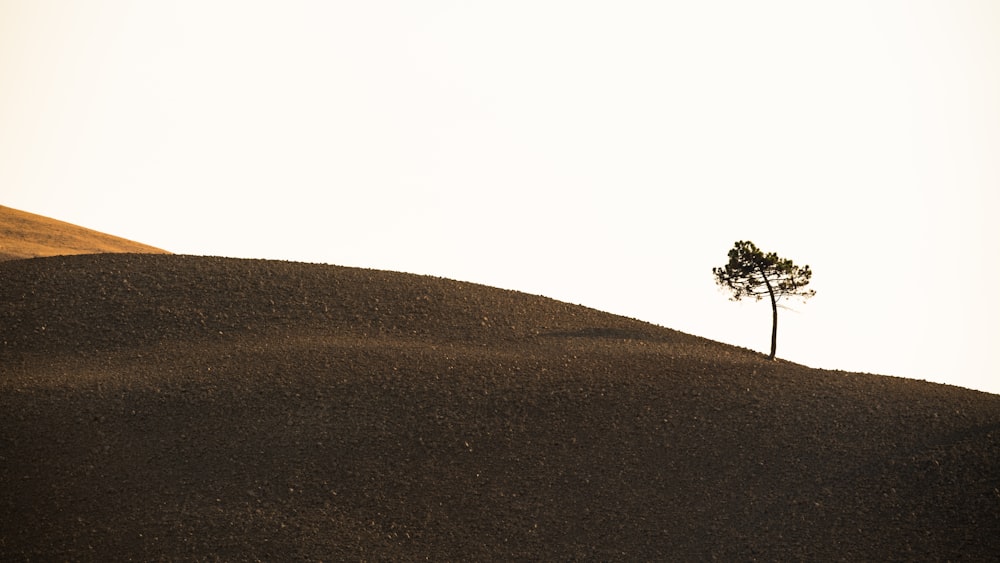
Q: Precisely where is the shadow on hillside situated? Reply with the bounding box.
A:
[542,327,676,342]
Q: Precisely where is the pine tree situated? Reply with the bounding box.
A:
[713,241,815,360]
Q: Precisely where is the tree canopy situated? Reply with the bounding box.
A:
[713,240,815,360]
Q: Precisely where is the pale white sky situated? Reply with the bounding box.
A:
[2,1,998,394]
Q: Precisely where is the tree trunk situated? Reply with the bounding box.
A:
[760,269,778,360]
[768,290,778,360]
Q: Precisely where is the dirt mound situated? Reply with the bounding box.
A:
[0,205,169,261]
[2,254,998,560]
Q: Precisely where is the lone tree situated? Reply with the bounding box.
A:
[713,240,815,360]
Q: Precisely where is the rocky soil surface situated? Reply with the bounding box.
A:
[2,254,998,561]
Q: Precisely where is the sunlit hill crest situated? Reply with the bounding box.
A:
[0,205,169,262]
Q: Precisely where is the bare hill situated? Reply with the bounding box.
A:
[1,253,998,561]
[0,205,169,261]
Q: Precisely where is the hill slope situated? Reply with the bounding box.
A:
[1,254,998,561]
[0,205,169,261]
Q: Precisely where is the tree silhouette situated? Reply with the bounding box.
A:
[713,240,815,360]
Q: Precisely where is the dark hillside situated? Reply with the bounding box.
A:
[2,254,998,561]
